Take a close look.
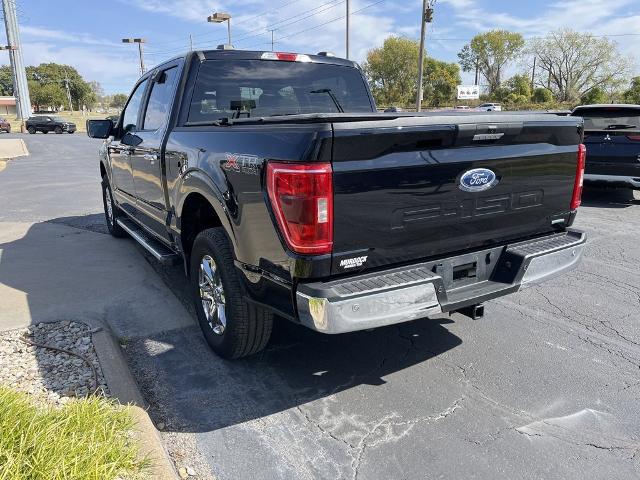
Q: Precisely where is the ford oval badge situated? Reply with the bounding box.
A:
[459,168,499,192]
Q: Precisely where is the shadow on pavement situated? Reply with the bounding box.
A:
[581,187,639,209]
[0,213,463,437]
[125,314,462,434]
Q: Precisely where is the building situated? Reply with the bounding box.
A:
[0,96,17,116]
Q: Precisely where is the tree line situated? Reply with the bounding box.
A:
[0,63,129,112]
[364,28,640,109]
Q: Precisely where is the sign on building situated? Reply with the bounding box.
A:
[457,85,480,100]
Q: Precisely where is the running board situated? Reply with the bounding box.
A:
[116,218,180,266]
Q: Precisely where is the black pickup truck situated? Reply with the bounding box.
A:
[87,49,587,359]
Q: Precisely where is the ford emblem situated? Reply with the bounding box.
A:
[459,168,499,192]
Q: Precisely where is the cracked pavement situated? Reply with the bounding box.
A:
[2,135,639,479]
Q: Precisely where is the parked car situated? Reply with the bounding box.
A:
[0,117,11,133]
[106,115,119,126]
[25,115,76,134]
[455,105,471,110]
[571,104,640,190]
[87,48,587,359]
[477,103,502,111]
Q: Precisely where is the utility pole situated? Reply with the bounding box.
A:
[122,38,146,76]
[415,1,434,112]
[2,0,31,128]
[63,69,73,111]
[530,56,536,92]
[268,29,276,51]
[345,0,350,59]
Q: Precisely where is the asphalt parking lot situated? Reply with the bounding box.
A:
[1,133,639,479]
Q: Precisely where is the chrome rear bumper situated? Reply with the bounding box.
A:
[296,230,586,334]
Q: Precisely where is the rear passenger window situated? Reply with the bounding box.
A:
[121,79,148,133]
[143,67,178,130]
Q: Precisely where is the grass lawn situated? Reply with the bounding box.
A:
[0,386,148,480]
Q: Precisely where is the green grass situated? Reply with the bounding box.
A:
[0,386,148,480]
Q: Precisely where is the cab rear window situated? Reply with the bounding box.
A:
[573,108,640,130]
[187,60,373,123]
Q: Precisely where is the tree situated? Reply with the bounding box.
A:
[623,77,640,104]
[532,87,553,104]
[363,36,460,107]
[363,37,420,106]
[26,63,95,110]
[0,65,13,96]
[458,30,525,94]
[580,86,607,105]
[29,81,66,110]
[504,74,531,98]
[109,93,128,109]
[423,58,461,106]
[529,29,630,102]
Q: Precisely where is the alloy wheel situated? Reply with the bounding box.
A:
[198,254,227,335]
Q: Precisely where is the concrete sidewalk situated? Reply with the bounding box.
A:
[0,220,194,335]
[0,219,194,479]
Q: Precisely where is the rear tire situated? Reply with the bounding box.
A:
[190,228,273,359]
[27,126,35,134]
[101,176,126,238]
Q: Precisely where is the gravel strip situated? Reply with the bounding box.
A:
[0,320,109,406]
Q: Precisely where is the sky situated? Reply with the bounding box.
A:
[2,0,639,95]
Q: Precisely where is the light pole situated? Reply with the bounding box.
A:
[122,38,146,76]
[208,12,232,46]
[2,0,32,128]
[415,1,434,112]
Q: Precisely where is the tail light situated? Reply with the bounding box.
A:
[626,135,640,141]
[570,144,586,210]
[266,162,333,255]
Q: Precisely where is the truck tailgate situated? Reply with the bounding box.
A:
[330,115,583,274]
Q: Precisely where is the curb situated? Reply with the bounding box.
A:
[91,323,178,480]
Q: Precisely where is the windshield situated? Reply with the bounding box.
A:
[187,59,373,123]
[574,108,640,130]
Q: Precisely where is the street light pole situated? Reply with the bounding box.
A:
[416,1,434,112]
[2,0,32,127]
[208,12,232,47]
[122,38,146,76]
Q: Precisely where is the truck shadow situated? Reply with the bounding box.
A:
[581,187,639,208]
[0,214,463,435]
[124,316,462,434]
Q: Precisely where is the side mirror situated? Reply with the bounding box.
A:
[86,119,113,139]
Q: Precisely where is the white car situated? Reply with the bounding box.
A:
[477,103,502,112]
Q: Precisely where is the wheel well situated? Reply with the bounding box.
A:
[99,162,106,179]
[180,193,223,264]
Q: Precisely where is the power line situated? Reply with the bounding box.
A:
[243,0,386,48]
[146,0,346,57]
